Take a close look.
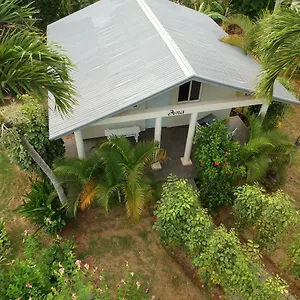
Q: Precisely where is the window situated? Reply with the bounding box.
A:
[178,81,202,102]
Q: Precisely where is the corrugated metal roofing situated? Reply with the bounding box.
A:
[48,0,299,139]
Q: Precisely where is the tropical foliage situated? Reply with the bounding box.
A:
[229,0,275,18]
[241,116,296,187]
[153,175,214,256]
[255,8,300,102]
[0,0,76,115]
[234,184,296,250]
[193,119,246,211]
[0,231,151,299]
[55,137,164,221]
[154,177,289,299]
[248,102,288,129]
[287,233,300,279]
[194,225,288,299]
[0,96,65,172]
[18,179,68,234]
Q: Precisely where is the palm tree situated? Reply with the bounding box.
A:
[0,0,76,115]
[54,137,164,221]
[241,116,296,186]
[0,0,76,204]
[255,8,300,102]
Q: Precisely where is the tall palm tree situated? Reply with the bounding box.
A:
[255,8,300,102]
[54,137,164,221]
[0,0,76,205]
[0,0,76,115]
[241,117,296,185]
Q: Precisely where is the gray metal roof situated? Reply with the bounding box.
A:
[48,0,299,139]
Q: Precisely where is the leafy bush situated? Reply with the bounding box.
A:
[194,225,288,299]
[0,232,154,300]
[0,218,11,264]
[193,119,246,211]
[153,175,213,256]
[19,179,68,234]
[248,102,288,130]
[1,96,65,172]
[229,0,275,18]
[287,233,300,279]
[234,184,296,250]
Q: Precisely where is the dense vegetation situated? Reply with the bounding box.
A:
[0,225,151,299]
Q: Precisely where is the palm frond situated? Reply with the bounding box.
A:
[96,182,120,212]
[123,184,146,222]
[0,28,76,115]
[134,140,161,166]
[246,154,269,184]
[0,0,37,26]
[255,9,300,102]
[79,180,98,210]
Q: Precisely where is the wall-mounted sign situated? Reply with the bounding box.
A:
[168,109,185,116]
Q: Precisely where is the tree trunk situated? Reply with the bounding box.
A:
[19,135,67,205]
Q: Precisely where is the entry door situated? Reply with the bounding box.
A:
[145,91,170,128]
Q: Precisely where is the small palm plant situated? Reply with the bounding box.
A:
[54,137,164,221]
[241,116,296,186]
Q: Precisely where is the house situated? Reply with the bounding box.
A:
[47,0,299,167]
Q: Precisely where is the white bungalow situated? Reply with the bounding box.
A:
[47,0,299,167]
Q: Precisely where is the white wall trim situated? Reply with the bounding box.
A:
[90,98,264,127]
[136,0,194,77]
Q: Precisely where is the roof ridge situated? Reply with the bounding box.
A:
[136,0,195,78]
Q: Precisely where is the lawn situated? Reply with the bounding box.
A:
[0,151,33,254]
[61,206,213,300]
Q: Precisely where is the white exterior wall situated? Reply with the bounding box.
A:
[80,82,239,139]
[81,103,146,139]
[167,83,236,127]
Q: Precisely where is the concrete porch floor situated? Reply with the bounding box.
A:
[63,125,196,181]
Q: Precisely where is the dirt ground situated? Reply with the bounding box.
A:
[61,206,213,300]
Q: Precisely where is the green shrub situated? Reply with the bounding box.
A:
[248,102,287,130]
[19,179,68,234]
[193,225,288,299]
[193,119,246,211]
[229,0,275,18]
[1,96,65,172]
[153,175,213,255]
[234,184,296,250]
[287,233,300,279]
[0,218,11,264]
[0,232,153,300]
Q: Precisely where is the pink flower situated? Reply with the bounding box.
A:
[24,230,29,235]
[201,161,205,165]
[230,171,233,174]
[75,260,82,268]
[99,289,103,295]
[25,283,32,288]
[125,261,129,267]
[214,161,220,166]
[59,268,64,275]
[145,288,149,293]
[121,279,126,284]
[72,293,77,299]
[136,281,141,288]
[99,275,103,281]
[84,263,89,270]
[130,272,134,277]
[93,267,98,272]
[224,152,228,155]
[151,296,155,300]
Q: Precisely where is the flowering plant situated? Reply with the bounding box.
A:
[193,119,246,211]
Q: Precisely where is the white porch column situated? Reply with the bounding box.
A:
[154,117,162,147]
[74,130,86,159]
[181,112,198,166]
[258,103,269,119]
[152,117,162,170]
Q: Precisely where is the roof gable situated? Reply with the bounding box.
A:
[48,0,298,139]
